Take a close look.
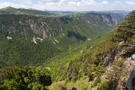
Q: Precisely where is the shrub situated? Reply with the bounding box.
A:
[97,80,109,90]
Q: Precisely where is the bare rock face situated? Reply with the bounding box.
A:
[32,37,37,44]
[7,36,12,40]
[100,44,135,90]
[131,54,135,61]
[0,13,125,40]
[113,54,135,90]
[92,86,98,90]
[115,54,135,90]
[124,56,135,71]
[43,30,48,39]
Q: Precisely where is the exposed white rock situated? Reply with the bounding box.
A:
[54,38,59,43]
[88,38,91,41]
[131,54,135,61]
[7,36,12,40]
[33,37,37,44]
[92,86,98,90]
[119,41,124,45]
[118,57,122,61]
[87,20,91,24]
[93,24,97,26]
[62,33,65,36]
[43,30,48,39]
[37,37,43,42]
[124,56,135,70]
[53,41,56,45]
[80,50,83,52]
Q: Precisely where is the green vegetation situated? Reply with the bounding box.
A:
[0,10,123,67]
[0,66,52,90]
[0,7,131,90]
[0,38,62,67]
[97,80,109,90]
[48,10,135,89]
[49,78,92,90]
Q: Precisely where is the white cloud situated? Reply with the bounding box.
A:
[102,1,108,5]
[126,1,135,5]
[82,0,95,5]
[68,0,96,7]
[43,0,77,3]
[26,0,32,4]
[0,0,134,11]
[0,2,26,9]
[43,0,60,2]
[69,1,82,6]
[18,0,32,5]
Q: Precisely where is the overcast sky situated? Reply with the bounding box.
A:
[0,0,134,11]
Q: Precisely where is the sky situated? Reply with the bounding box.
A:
[0,0,134,11]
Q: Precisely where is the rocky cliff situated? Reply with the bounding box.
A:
[0,13,124,39]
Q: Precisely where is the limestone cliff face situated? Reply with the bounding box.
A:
[0,13,125,39]
[101,45,135,90]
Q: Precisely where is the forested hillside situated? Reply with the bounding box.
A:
[0,7,125,67]
[48,10,135,90]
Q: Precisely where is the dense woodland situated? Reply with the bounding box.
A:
[0,9,124,67]
[0,66,52,90]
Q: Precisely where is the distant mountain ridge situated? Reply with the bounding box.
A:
[0,7,51,16]
[46,10,129,15]
[0,7,129,16]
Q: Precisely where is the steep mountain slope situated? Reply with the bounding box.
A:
[0,13,123,39]
[49,10,135,90]
[0,8,125,67]
[0,8,131,90]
